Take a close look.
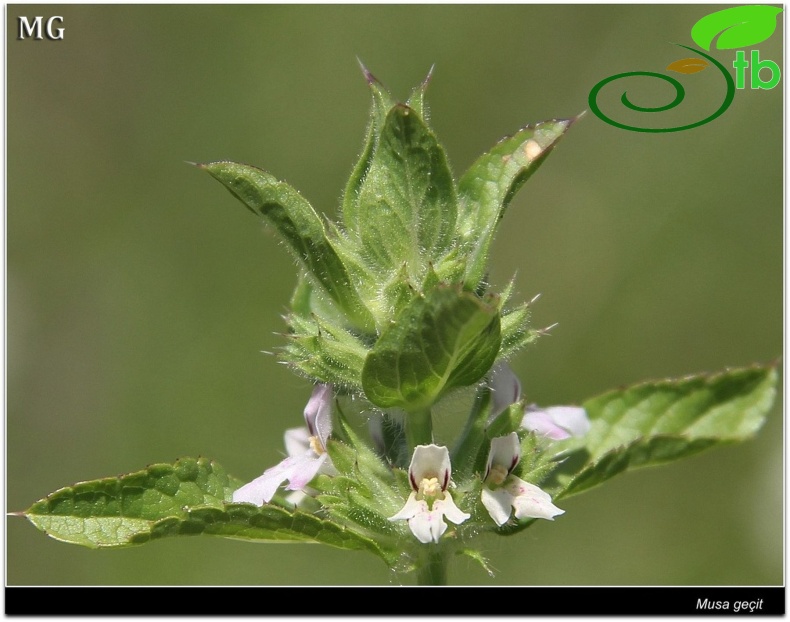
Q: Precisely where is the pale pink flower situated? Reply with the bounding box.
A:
[389,444,470,544]
[522,405,590,441]
[232,384,337,506]
[481,432,564,526]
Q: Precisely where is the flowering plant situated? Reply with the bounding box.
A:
[16,66,777,586]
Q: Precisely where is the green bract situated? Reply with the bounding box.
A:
[16,68,778,585]
[200,70,573,414]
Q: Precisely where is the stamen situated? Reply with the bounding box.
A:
[418,477,442,500]
[309,435,325,455]
[486,465,509,486]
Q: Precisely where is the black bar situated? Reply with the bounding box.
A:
[4,586,786,616]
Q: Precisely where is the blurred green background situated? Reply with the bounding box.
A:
[7,5,782,586]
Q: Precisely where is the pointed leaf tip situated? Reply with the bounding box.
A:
[356,57,381,86]
[421,64,435,88]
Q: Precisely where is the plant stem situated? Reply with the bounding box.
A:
[417,547,448,585]
[406,407,433,450]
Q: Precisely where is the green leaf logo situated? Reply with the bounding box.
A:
[691,5,783,51]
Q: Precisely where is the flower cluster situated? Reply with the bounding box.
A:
[235,363,589,544]
[219,70,591,556]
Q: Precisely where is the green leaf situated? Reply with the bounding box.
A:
[691,5,782,51]
[341,65,395,221]
[350,105,458,279]
[499,302,540,358]
[200,161,374,331]
[554,365,778,499]
[361,285,501,411]
[457,119,574,288]
[141,503,390,561]
[19,457,396,564]
[21,457,238,548]
[282,312,369,390]
[405,65,434,121]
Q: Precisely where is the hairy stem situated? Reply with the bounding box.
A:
[417,547,448,585]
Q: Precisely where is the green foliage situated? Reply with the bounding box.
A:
[553,364,778,498]
[22,457,237,548]
[14,67,779,586]
[199,71,572,414]
[199,161,375,332]
[457,119,574,288]
[362,285,501,411]
[346,104,457,282]
[21,456,396,564]
[495,364,777,536]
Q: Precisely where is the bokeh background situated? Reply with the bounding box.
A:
[7,5,782,586]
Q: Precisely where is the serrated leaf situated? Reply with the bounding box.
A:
[20,457,399,565]
[458,119,574,289]
[200,161,374,331]
[554,365,778,499]
[21,457,239,548]
[666,58,709,74]
[691,5,782,51]
[140,503,391,561]
[362,285,501,411]
[350,105,458,279]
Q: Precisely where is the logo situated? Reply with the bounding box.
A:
[589,5,782,132]
[17,16,65,41]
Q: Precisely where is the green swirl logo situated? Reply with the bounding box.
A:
[589,5,782,133]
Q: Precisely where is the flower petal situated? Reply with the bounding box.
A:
[489,362,522,419]
[304,383,333,448]
[522,405,590,440]
[389,492,423,521]
[284,426,311,457]
[481,486,514,527]
[522,410,571,440]
[485,432,521,479]
[408,444,451,491]
[545,406,590,437]
[506,476,564,521]
[232,456,299,505]
[434,492,470,525]
[409,506,448,544]
[284,452,328,491]
[284,489,309,507]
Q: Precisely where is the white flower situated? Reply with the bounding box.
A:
[522,405,590,441]
[232,384,337,506]
[481,432,564,526]
[389,444,470,544]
